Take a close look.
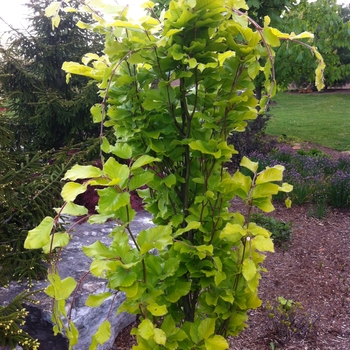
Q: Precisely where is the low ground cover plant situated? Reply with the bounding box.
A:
[249,147,350,209]
[250,213,292,247]
[265,296,315,347]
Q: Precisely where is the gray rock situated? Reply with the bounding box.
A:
[0,211,153,350]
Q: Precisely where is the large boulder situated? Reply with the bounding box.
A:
[0,212,153,350]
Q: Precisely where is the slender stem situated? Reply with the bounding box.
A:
[106,292,119,320]
[67,270,91,322]
[99,50,135,164]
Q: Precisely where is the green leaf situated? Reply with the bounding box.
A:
[252,235,274,252]
[57,202,88,216]
[86,292,113,307]
[131,155,161,170]
[109,266,137,287]
[242,259,256,281]
[278,182,293,193]
[142,98,164,111]
[43,232,70,254]
[174,221,201,237]
[110,20,143,32]
[88,214,116,224]
[256,165,284,184]
[61,182,87,202]
[95,320,111,345]
[252,197,274,213]
[90,260,118,277]
[147,303,168,316]
[196,244,213,259]
[248,223,270,238]
[83,240,114,258]
[214,271,226,286]
[195,0,225,10]
[97,189,130,214]
[252,183,279,198]
[153,328,167,345]
[24,217,54,249]
[168,44,185,60]
[189,140,221,158]
[47,273,77,300]
[262,27,280,47]
[63,164,103,181]
[162,258,180,279]
[240,156,258,173]
[103,157,130,186]
[231,171,252,197]
[120,282,139,298]
[45,1,60,17]
[91,104,102,123]
[285,197,292,208]
[59,276,77,300]
[88,337,98,350]
[129,172,154,191]
[137,225,172,254]
[204,335,229,350]
[139,319,154,340]
[162,174,177,187]
[247,61,260,80]
[66,321,79,348]
[220,223,246,242]
[198,318,215,341]
[165,281,191,302]
[62,62,104,80]
[165,28,184,37]
[109,143,133,159]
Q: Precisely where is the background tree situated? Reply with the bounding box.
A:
[0,0,103,151]
[334,2,350,86]
[275,0,350,89]
[0,0,103,285]
[246,0,297,26]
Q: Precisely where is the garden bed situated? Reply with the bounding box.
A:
[229,201,350,349]
[112,143,350,350]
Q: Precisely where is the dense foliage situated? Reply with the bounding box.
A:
[0,0,103,151]
[24,0,323,349]
[0,291,40,350]
[0,106,94,285]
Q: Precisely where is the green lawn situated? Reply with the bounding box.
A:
[267,92,350,151]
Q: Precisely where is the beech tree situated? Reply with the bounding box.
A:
[275,0,350,89]
[24,1,324,349]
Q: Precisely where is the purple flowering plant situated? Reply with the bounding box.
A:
[248,149,350,209]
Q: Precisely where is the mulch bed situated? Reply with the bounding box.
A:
[229,202,350,349]
[111,142,350,350]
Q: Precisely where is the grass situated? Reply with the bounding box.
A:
[267,92,350,151]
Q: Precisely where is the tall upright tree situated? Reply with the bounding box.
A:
[0,0,103,151]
